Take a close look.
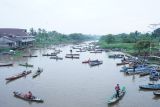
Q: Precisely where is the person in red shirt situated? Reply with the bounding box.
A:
[28,91,32,99]
[115,84,120,98]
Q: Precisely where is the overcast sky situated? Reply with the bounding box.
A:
[0,0,160,35]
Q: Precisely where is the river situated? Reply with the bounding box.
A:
[0,43,159,107]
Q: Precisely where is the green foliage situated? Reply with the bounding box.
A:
[99,28,160,55]
[100,34,115,44]
[29,28,95,45]
[134,40,150,52]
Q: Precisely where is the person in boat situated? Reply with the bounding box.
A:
[25,62,28,66]
[28,91,33,99]
[22,71,26,75]
[133,62,137,72]
[122,57,126,62]
[115,84,120,98]
[37,67,41,72]
[70,49,72,53]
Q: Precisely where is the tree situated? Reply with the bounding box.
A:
[104,34,115,44]
[29,28,37,36]
[153,28,160,38]
[134,40,151,54]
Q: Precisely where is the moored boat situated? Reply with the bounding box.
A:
[23,55,38,57]
[42,53,57,56]
[65,55,79,59]
[0,63,13,67]
[50,56,63,60]
[82,60,90,63]
[107,86,126,104]
[139,72,150,77]
[76,50,86,52]
[116,62,129,66]
[153,91,160,96]
[66,54,80,56]
[90,51,102,53]
[6,71,32,81]
[13,91,43,102]
[89,60,103,66]
[19,63,33,67]
[139,84,160,90]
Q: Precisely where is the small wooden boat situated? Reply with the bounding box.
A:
[82,60,90,63]
[47,47,55,50]
[66,54,80,56]
[0,63,13,67]
[33,69,43,78]
[139,72,150,77]
[6,71,32,81]
[76,50,86,52]
[108,86,126,104]
[23,55,38,57]
[139,84,160,90]
[90,51,102,53]
[65,56,79,59]
[42,53,57,56]
[19,63,33,67]
[50,56,63,60]
[108,54,124,58]
[82,59,99,64]
[89,61,103,66]
[116,62,129,66]
[153,91,160,96]
[31,48,39,50]
[13,91,43,102]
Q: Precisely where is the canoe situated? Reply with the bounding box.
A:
[139,84,160,90]
[42,53,57,56]
[139,72,150,77]
[65,56,79,59]
[108,86,126,104]
[90,51,102,53]
[153,91,160,96]
[66,54,80,56]
[108,54,124,58]
[13,91,43,102]
[116,62,129,66]
[76,50,86,52]
[50,56,63,60]
[82,60,100,64]
[19,63,33,67]
[89,61,103,66]
[23,55,38,57]
[6,71,32,81]
[82,60,90,63]
[33,69,43,78]
[0,63,13,67]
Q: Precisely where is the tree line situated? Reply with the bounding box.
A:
[99,28,160,55]
[29,28,96,45]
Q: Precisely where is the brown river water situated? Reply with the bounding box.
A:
[0,44,159,107]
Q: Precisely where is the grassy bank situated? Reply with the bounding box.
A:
[99,42,136,53]
[99,41,160,64]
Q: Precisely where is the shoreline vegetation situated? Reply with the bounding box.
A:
[0,27,160,65]
[98,29,160,65]
[0,28,98,57]
[31,28,98,47]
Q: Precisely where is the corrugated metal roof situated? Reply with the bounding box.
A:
[0,28,28,36]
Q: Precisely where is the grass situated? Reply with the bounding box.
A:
[99,42,135,50]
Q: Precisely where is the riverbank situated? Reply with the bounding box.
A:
[99,42,160,65]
